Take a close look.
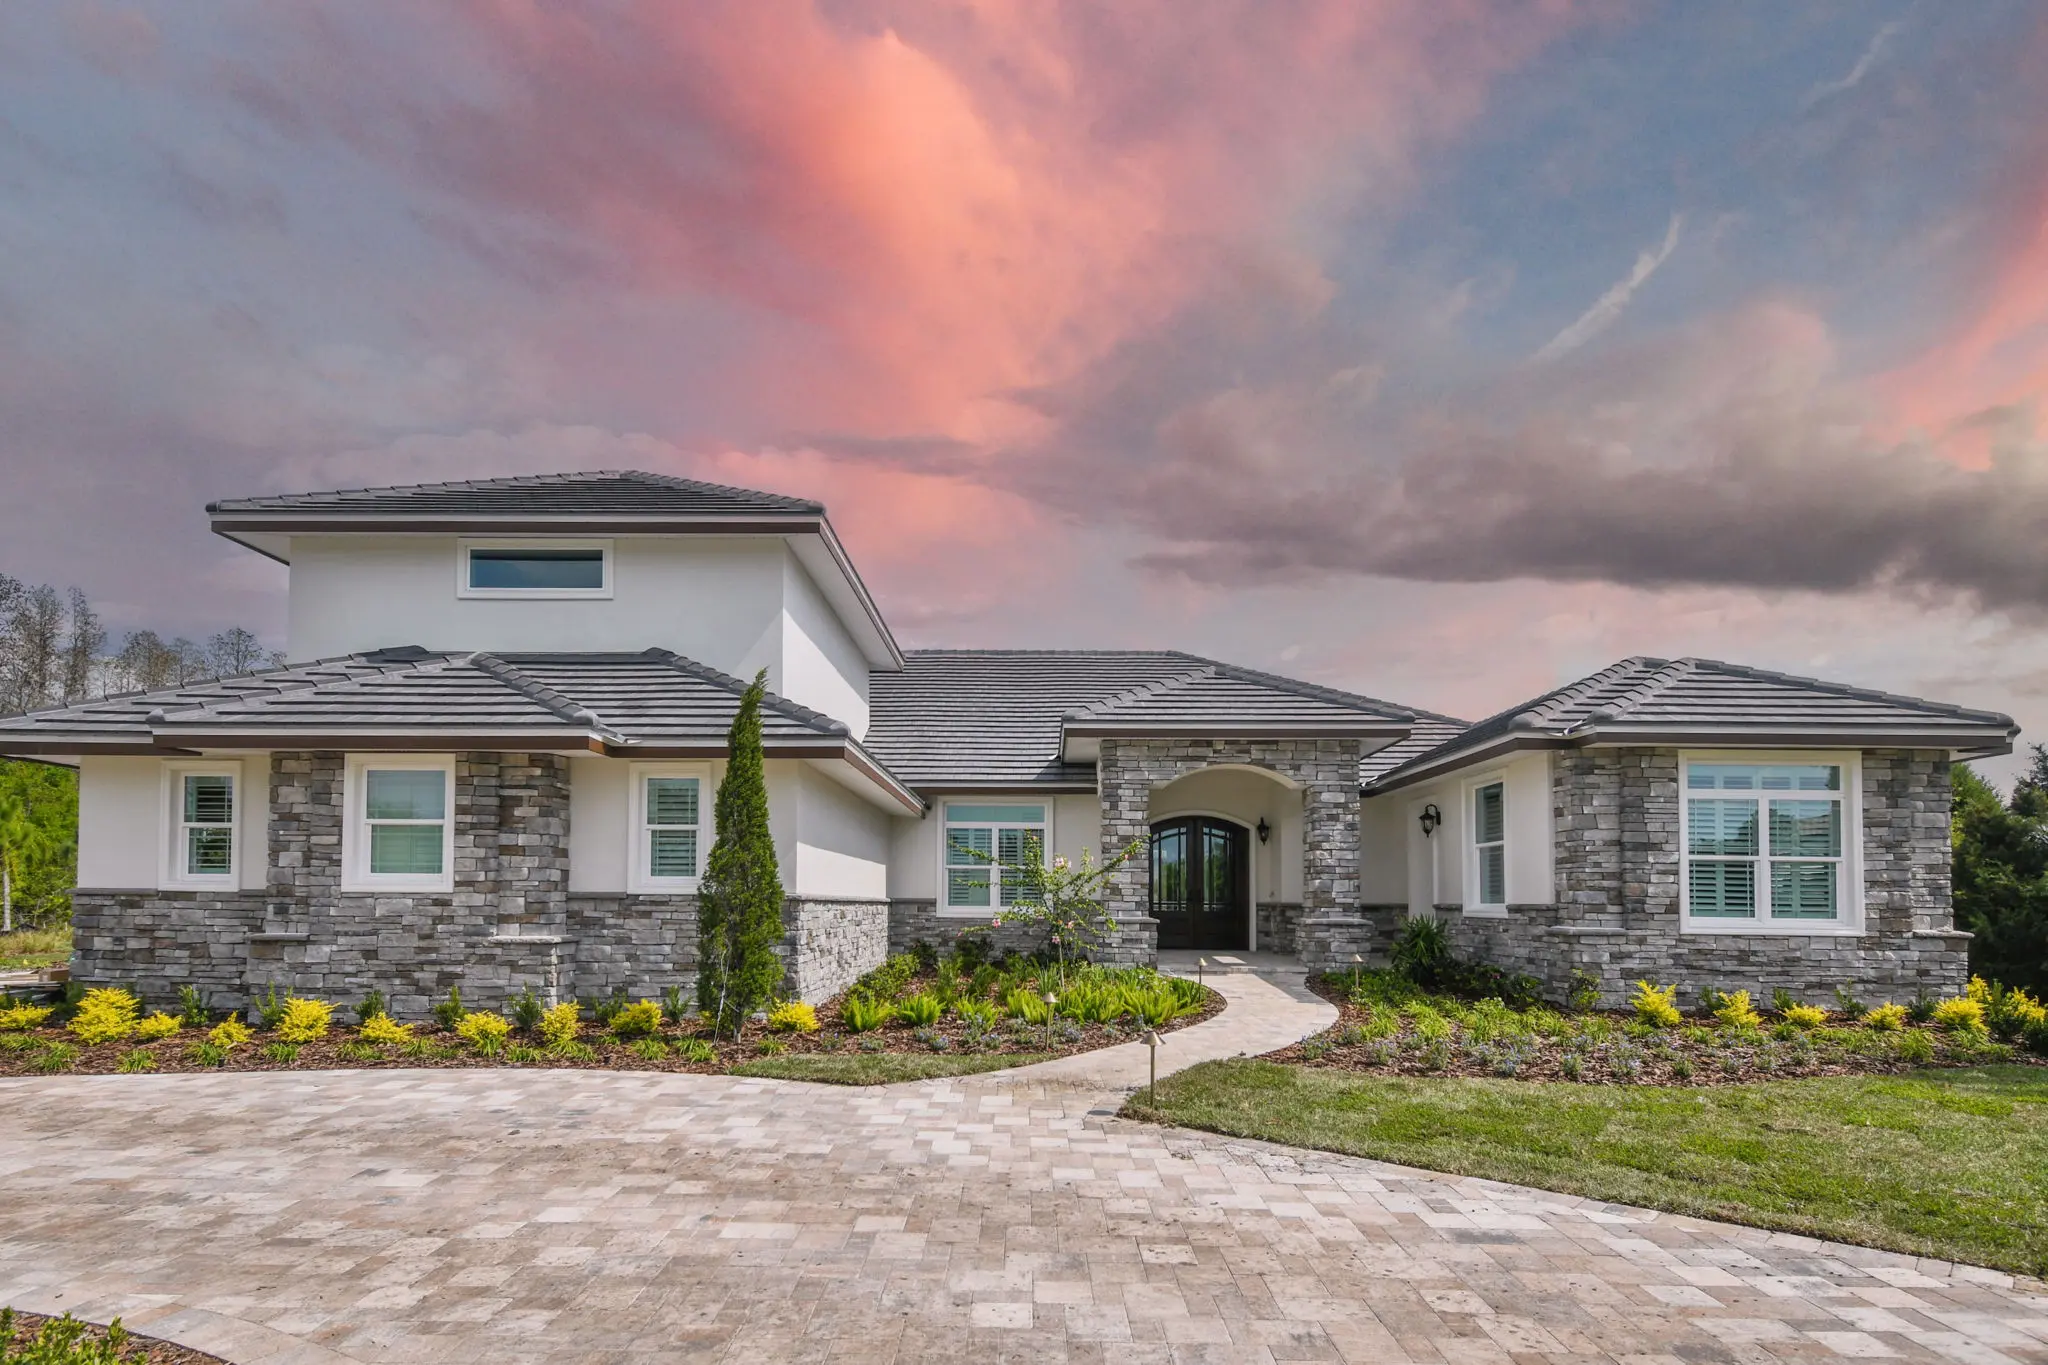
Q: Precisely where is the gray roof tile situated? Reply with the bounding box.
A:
[208,470,822,518]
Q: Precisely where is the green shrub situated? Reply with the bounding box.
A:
[696,671,786,1036]
[256,984,286,1031]
[1894,1030,1936,1064]
[352,989,386,1027]
[1833,985,1867,1021]
[840,995,894,1033]
[1630,980,1681,1028]
[1389,916,1451,984]
[661,984,687,1025]
[609,1001,664,1038]
[0,1308,147,1365]
[852,953,919,1003]
[263,1042,299,1064]
[1565,969,1600,1013]
[630,1037,668,1061]
[504,1045,541,1064]
[895,993,943,1027]
[115,1049,154,1074]
[756,1036,789,1056]
[188,1041,228,1068]
[509,988,544,1033]
[275,998,333,1044]
[336,1042,380,1063]
[1906,993,1938,1025]
[677,1038,717,1064]
[66,988,140,1045]
[548,1040,597,1063]
[31,1042,76,1073]
[177,985,209,1028]
[1004,987,1052,1025]
[953,998,999,1030]
[431,986,465,1031]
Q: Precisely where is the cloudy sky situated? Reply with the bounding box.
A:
[3,2,2046,777]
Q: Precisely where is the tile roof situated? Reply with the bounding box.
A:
[864,650,1448,788]
[207,470,822,518]
[1370,656,2018,789]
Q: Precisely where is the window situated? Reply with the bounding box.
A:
[942,803,1046,912]
[344,756,455,892]
[1682,757,1857,932]
[1468,779,1506,912]
[630,764,706,891]
[163,764,238,888]
[457,540,611,598]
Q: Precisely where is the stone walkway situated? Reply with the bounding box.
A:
[0,978,2043,1365]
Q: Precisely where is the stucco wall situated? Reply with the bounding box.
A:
[1365,751,1553,913]
[884,793,1100,902]
[78,753,272,894]
[781,553,872,738]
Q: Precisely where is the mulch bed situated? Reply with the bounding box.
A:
[3,1308,230,1365]
[1260,974,2041,1086]
[0,976,1222,1080]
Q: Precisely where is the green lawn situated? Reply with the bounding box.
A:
[1126,1060,2048,1277]
[729,1051,1052,1084]
[0,926,68,974]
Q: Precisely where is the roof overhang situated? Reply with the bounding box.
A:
[208,510,905,672]
[1061,721,1408,764]
[1364,723,2020,795]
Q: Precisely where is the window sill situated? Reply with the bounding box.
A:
[1680,919,1864,937]
[936,906,1000,919]
[1459,905,1508,919]
[628,882,702,896]
[341,880,456,896]
[159,878,238,894]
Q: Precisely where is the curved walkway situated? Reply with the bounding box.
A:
[0,981,2043,1365]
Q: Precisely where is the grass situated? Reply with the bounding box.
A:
[0,925,68,973]
[1127,1059,2048,1278]
[730,1051,1052,1085]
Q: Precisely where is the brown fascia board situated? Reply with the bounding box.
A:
[602,737,923,813]
[154,730,610,753]
[0,739,196,760]
[911,781,1100,795]
[1063,722,1409,739]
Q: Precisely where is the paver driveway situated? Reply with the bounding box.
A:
[1,992,2044,1365]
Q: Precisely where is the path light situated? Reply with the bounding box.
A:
[1142,1028,1163,1107]
[1197,957,1206,989]
[1352,953,1364,990]
[1042,991,1057,1053]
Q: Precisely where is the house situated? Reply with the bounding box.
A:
[0,471,2016,1014]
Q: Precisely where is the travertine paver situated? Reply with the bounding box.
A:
[1,985,2043,1364]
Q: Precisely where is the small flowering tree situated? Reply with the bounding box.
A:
[977,838,1146,970]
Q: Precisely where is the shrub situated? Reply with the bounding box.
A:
[504,1045,541,1064]
[895,993,943,1027]
[264,1042,299,1064]
[1770,987,1798,1015]
[131,1013,181,1042]
[256,984,286,1031]
[1124,986,1186,1028]
[1712,991,1762,1030]
[0,1004,53,1032]
[756,1036,789,1056]
[587,991,628,1027]
[1629,980,1681,1028]
[2023,1015,2048,1059]
[852,953,918,1003]
[0,1309,145,1365]
[117,1049,155,1073]
[353,990,386,1027]
[1983,983,2048,1042]
[454,1011,513,1051]
[1864,1002,1908,1031]
[538,1001,580,1048]
[953,998,999,1030]
[696,670,786,1036]
[676,1038,717,1064]
[1932,997,1987,1035]
[840,995,893,1032]
[630,1037,668,1061]
[1906,993,1938,1025]
[767,1001,819,1033]
[358,1012,414,1046]
[1389,916,1452,985]
[1565,969,1600,1014]
[208,1017,252,1049]
[1782,1004,1828,1030]
[66,987,142,1044]
[178,985,209,1027]
[1833,985,1867,1021]
[189,1041,229,1068]
[336,1041,380,1063]
[661,984,687,1025]
[32,1042,77,1073]
[431,986,465,1031]
[1894,1030,1936,1064]
[275,998,333,1044]
[610,1001,664,1038]
[1004,987,1052,1025]
[509,988,544,1033]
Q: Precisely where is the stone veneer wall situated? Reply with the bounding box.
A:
[1440,747,1967,1007]
[1254,902,1301,955]
[1097,737,1366,970]
[888,900,1051,960]
[71,750,887,1015]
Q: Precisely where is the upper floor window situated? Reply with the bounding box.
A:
[942,803,1045,913]
[629,763,706,892]
[1682,757,1857,933]
[163,763,238,889]
[458,540,612,599]
[1467,778,1506,913]
[343,756,455,893]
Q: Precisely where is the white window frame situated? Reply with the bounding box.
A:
[1679,750,1863,936]
[937,799,1049,918]
[1462,771,1508,917]
[628,762,710,893]
[160,761,240,890]
[456,538,613,600]
[343,755,456,894]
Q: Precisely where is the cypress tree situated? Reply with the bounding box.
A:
[696,669,786,1034]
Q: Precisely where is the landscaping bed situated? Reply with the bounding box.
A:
[1274,967,2048,1085]
[1123,1061,2048,1279]
[3,1307,228,1365]
[0,950,1218,1085]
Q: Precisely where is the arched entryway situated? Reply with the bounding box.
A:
[1150,815,1251,950]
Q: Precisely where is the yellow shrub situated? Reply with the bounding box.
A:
[1967,976,1993,1003]
[539,1001,580,1047]
[132,1013,183,1042]
[1781,1004,1828,1030]
[767,1001,820,1034]
[275,997,334,1044]
[209,1018,252,1049]
[455,1011,513,1048]
[1932,997,1987,1035]
[1629,980,1681,1028]
[358,1012,414,1046]
[1713,990,1763,1030]
[608,1000,664,1038]
[67,987,141,1044]
[1864,1002,1908,1031]
[0,1004,54,1032]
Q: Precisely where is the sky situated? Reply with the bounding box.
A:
[2,1,2047,781]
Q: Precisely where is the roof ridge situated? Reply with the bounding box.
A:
[1173,652,1420,722]
[612,470,822,512]
[469,653,617,736]
[1570,657,1689,730]
[1063,667,1216,719]
[145,650,456,725]
[637,648,849,737]
[1674,656,2017,726]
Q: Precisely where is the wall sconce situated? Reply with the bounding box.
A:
[1255,817,1271,844]
[1418,803,1441,838]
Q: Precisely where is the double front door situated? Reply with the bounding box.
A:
[1150,816,1250,951]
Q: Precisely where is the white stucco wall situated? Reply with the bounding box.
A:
[790,765,890,899]
[1358,794,1408,904]
[78,753,269,892]
[1374,750,1554,911]
[886,793,1100,902]
[780,554,872,739]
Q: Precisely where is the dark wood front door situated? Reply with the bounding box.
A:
[1150,816,1250,951]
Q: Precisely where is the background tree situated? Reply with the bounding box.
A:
[1953,754,2048,994]
[206,626,276,676]
[0,760,76,933]
[61,589,103,704]
[695,670,785,1035]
